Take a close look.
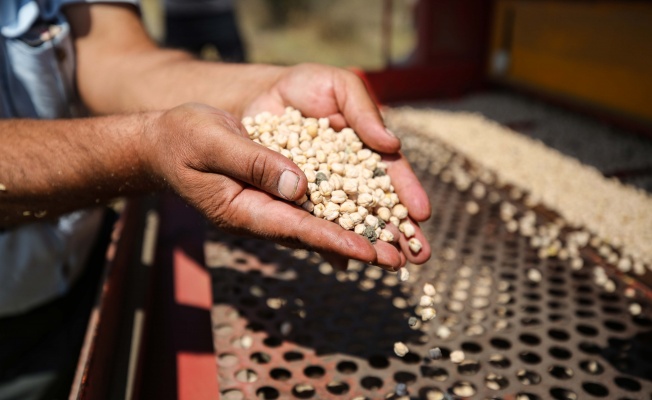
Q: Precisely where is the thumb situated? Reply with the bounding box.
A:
[188,107,308,202]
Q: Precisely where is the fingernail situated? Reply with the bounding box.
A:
[278,170,299,200]
[385,128,396,138]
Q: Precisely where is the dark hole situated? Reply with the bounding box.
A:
[575,284,592,293]
[548,328,570,341]
[283,351,304,362]
[523,305,541,314]
[548,314,569,323]
[336,360,357,374]
[360,376,383,390]
[368,355,390,369]
[263,336,282,347]
[521,317,542,326]
[402,352,422,364]
[549,346,572,360]
[599,293,620,302]
[490,337,511,350]
[579,342,601,355]
[576,324,599,337]
[485,374,509,390]
[489,354,511,369]
[519,351,541,364]
[614,376,642,392]
[602,305,622,314]
[326,381,350,395]
[420,366,448,381]
[256,386,280,400]
[461,342,482,353]
[516,369,541,385]
[550,387,577,400]
[582,382,609,397]
[394,371,417,384]
[524,292,542,301]
[234,257,247,264]
[515,393,541,400]
[270,368,292,381]
[501,272,517,280]
[571,271,590,280]
[548,289,567,298]
[575,310,596,318]
[548,365,573,379]
[304,366,325,379]
[575,297,594,306]
[548,277,565,285]
[604,320,626,332]
[548,300,564,309]
[519,333,541,346]
[579,360,604,375]
[251,351,271,364]
[458,361,481,375]
[292,383,315,399]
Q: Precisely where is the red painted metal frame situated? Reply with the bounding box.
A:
[138,194,220,400]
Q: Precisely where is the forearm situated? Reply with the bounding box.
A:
[67,3,284,117]
[0,113,158,228]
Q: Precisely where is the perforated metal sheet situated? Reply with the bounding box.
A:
[205,134,652,400]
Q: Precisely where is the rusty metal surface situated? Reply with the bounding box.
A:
[206,142,652,399]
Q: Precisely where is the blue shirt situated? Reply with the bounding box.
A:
[0,0,137,316]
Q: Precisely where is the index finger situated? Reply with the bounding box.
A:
[332,70,401,154]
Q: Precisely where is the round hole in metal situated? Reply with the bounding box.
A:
[578,342,601,355]
[604,320,627,332]
[263,336,283,347]
[489,354,511,369]
[576,324,599,337]
[549,346,572,360]
[515,393,542,400]
[292,383,316,399]
[221,389,243,400]
[490,337,511,350]
[632,315,652,327]
[283,351,304,362]
[519,333,541,346]
[457,360,481,375]
[548,329,569,344]
[235,368,257,383]
[460,341,483,353]
[548,365,573,380]
[419,387,445,399]
[250,351,271,364]
[522,305,541,314]
[548,314,569,323]
[336,360,358,374]
[368,355,390,369]
[451,381,476,397]
[614,376,642,392]
[581,382,609,397]
[360,376,383,390]
[326,381,350,395]
[270,368,291,381]
[521,317,542,327]
[579,359,603,375]
[485,373,509,390]
[516,369,541,385]
[575,309,596,318]
[519,351,541,365]
[256,386,280,400]
[303,366,325,379]
[420,366,449,381]
[550,387,577,400]
[218,353,238,367]
[394,371,417,384]
[602,305,622,314]
[402,352,422,364]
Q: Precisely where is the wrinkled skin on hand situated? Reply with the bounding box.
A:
[146,64,431,271]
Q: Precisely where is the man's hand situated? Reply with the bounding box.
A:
[144,103,406,270]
